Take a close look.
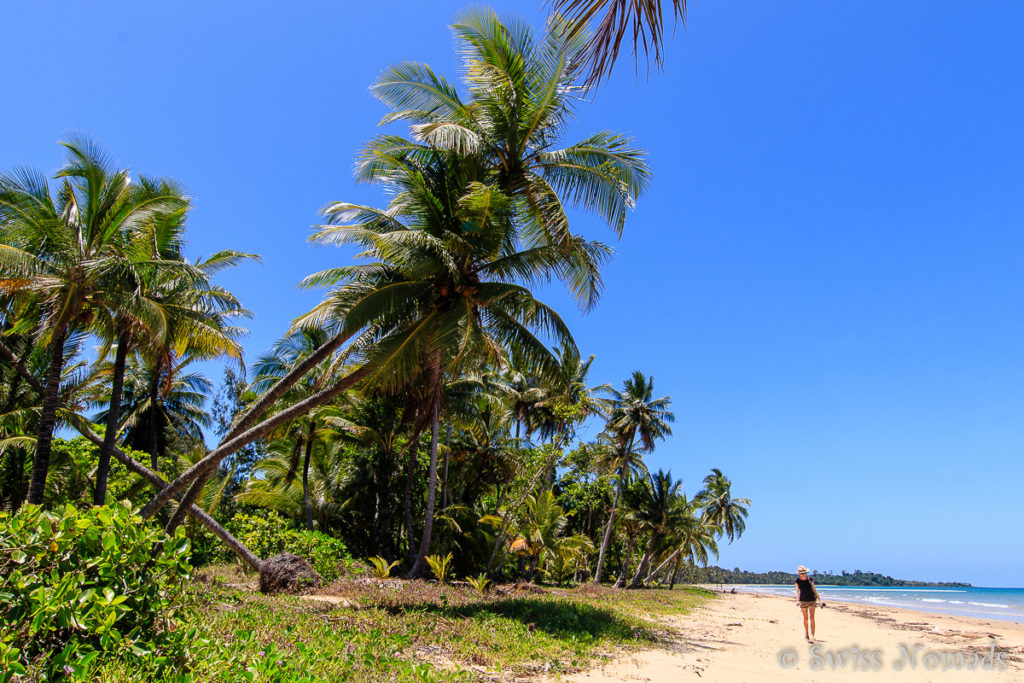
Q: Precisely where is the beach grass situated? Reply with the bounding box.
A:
[93,571,711,681]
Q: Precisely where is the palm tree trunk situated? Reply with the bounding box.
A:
[646,547,682,584]
[593,475,623,584]
[145,364,371,526]
[26,325,68,505]
[403,435,419,565]
[668,554,683,590]
[302,424,314,531]
[441,424,451,510]
[148,358,162,473]
[614,532,635,588]
[408,392,440,578]
[628,534,659,588]
[95,329,129,505]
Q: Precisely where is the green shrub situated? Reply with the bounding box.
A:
[229,511,358,582]
[0,502,192,680]
[283,530,354,583]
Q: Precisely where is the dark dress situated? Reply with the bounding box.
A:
[796,577,817,603]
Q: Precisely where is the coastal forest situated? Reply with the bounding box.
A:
[0,8,748,680]
[682,567,971,587]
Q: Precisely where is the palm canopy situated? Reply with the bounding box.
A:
[696,467,750,543]
[0,138,187,345]
[367,8,650,311]
[298,145,578,396]
[98,353,213,454]
[605,370,674,452]
[550,0,688,87]
[627,469,685,534]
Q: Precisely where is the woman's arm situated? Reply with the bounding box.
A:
[811,579,821,600]
[795,582,800,602]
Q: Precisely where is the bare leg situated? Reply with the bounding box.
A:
[801,607,810,639]
[808,605,817,640]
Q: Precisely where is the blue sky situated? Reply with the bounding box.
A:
[4,1,1023,586]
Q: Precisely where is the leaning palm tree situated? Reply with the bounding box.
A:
[645,506,719,589]
[593,370,674,583]
[695,468,750,543]
[301,148,582,578]
[143,10,650,540]
[0,138,184,504]
[551,0,688,87]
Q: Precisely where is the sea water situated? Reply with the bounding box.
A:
[730,585,1024,623]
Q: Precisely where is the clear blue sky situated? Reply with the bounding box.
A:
[4,1,1023,586]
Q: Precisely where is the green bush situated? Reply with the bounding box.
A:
[0,502,192,680]
[229,511,358,582]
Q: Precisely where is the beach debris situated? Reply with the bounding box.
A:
[258,553,322,594]
[299,595,357,608]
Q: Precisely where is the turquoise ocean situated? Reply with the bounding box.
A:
[732,585,1024,623]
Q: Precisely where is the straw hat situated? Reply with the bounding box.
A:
[797,566,809,574]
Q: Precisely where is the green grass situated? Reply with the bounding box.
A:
[94,575,712,681]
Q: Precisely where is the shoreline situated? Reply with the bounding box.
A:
[702,584,1024,625]
[565,589,1024,681]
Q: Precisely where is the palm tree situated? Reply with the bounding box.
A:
[370,8,650,311]
[645,509,719,589]
[696,468,750,543]
[530,341,610,445]
[92,183,252,503]
[99,354,213,471]
[235,440,351,532]
[302,148,579,578]
[0,138,183,504]
[593,370,674,583]
[143,10,650,536]
[0,320,96,509]
[551,0,689,87]
[327,393,408,557]
[249,326,343,530]
[626,469,686,588]
[510,488,593,583]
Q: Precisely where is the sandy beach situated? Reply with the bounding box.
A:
[566,590,1024,682]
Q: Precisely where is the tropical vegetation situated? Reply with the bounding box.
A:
[0,7,749,680]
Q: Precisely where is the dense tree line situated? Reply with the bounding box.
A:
[682,566,970,587]
[0,10,750,588]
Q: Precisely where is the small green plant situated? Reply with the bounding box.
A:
[466,573,491,594]
[367,555,401,579]
[425,552,454,584]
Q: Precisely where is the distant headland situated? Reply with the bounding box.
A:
[679,566,972,588]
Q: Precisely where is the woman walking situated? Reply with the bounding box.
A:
[795,565,821,642]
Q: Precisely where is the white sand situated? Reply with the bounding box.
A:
[565,590,1024,682]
